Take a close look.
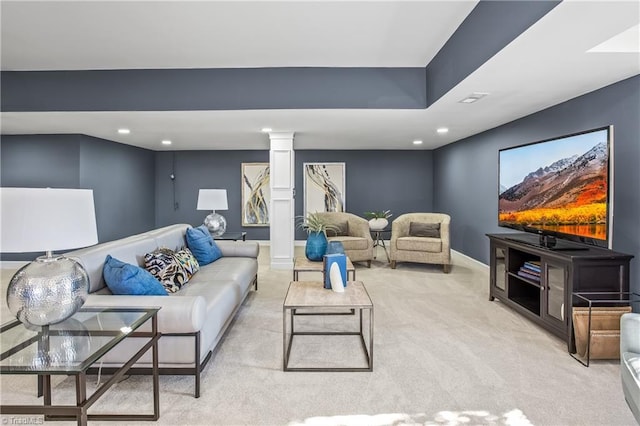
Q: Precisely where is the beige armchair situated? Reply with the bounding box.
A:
[316,212,374,267]
[390,213,451,272]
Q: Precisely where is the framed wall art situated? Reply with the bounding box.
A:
[303,162,345,217]
[242,162,270,226]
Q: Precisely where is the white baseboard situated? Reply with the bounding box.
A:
[452,249,489,269]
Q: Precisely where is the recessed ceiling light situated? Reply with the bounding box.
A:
[118,128,130,134]
[437,128,449,134]
[261,127,272,133]
[413,140,423,145]
[459,92,489,104]
[161,140,172,145]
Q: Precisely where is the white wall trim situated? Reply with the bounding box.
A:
[452,249,488,269]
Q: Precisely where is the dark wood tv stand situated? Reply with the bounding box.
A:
[487,233,633,351]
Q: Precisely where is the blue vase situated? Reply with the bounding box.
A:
[326,241,345,255]
[305,232,328,261]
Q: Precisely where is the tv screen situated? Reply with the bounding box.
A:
[498,126,612,248]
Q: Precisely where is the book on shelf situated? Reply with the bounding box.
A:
[517,269,541,282]
[523,261,541,273]
[522,265,541,276]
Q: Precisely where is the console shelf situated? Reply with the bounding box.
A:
[487,233,633,351]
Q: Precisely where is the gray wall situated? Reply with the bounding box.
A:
[0,134,156,260]
[153,150,434,241]
[1,142,434,252]
[294,150,434,240]
[0,134,80,187]
[154,150,270,240]
[78,135,156,242]
[433,75,640,293]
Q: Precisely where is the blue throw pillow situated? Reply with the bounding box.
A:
[185,225,222,266]
[103,255,167,296]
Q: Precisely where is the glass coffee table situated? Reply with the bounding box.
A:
[283,280,373,372]
[0,307,160,425]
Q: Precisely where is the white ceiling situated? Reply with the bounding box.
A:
[1,0,639,151]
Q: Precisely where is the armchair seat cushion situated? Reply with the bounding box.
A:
[397,237,442,253]
[328,236,369,251]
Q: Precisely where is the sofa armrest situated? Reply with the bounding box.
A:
[216,240,260,258]
[84,294,206,334]
[621,312,640,354]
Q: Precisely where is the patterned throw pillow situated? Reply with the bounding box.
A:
[144,248,190,293]
[173,247,200,279]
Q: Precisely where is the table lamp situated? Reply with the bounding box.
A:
[197,189,228,236]
[0,188,98,327]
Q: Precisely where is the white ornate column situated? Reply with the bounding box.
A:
[269,132,295,269]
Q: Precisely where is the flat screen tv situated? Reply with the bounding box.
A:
[498,126,613,249]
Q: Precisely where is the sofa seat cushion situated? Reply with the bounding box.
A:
[174,279,242,346]
[396,237,442,253]
[188,258,258,294]
[328,236,368,251]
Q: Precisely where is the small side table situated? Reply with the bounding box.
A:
[569,291,639,366]
[213,231,247,241]
[371,228,391,262]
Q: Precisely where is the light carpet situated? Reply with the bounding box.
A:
[0,246,636,426]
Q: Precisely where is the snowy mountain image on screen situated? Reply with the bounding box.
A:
[499,142,607,212]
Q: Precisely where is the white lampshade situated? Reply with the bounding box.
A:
[197,189,228,211]
[0,187,98,253]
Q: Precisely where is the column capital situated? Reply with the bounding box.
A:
[268,132,295,141]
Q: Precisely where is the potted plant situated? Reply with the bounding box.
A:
[295,213,340,261]
[364,210,393,231]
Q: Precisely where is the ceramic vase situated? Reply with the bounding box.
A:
[368,218,388,231]
[329,262,345,293]
[305,232,328,261]
[326,241,345,255]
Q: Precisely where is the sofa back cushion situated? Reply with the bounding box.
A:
[69,235,159,293]
[148,224,191,251]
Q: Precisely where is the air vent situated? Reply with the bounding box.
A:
[459,92,489,104]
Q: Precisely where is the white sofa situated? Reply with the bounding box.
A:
[621,312,640,423]
[67,224,259,398]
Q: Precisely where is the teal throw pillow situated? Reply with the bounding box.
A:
[103,255,168,296]
[186,225,222,266]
